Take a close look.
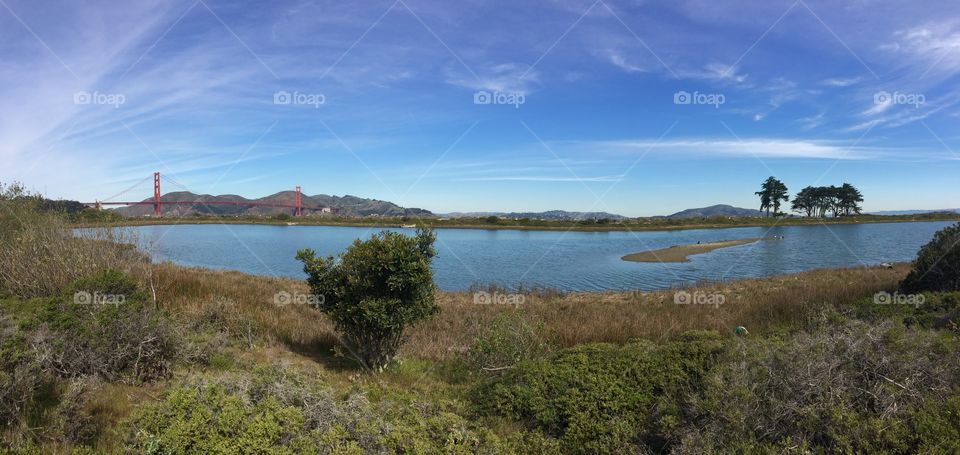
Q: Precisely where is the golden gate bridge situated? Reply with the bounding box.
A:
[84,172,337,217]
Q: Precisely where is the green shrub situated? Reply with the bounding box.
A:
[33,270,177,383]
[678,320,960,453]
[474,334,725,453]
[0,318,46,443]
[902,222,960,293]
[71,207,124,223]
[69,268,143,297]
[907,395,960,453]
[296,228,439,371]
[855,291,960,330]
[0,314,106,450]
[466,312,553,374]
[49,377,102,445]
[131,384,313,454]
[130,366,559,454]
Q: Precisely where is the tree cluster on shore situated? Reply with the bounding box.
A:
[791,184,864,217]
[755,177,864,218]
[755,177,790,217]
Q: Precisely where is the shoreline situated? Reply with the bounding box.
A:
[70,215,960,233]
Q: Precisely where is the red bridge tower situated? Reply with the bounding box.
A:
[153,172,161,217]
[295,186,302,217]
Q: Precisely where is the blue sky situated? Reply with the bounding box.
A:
[1,0,958,216]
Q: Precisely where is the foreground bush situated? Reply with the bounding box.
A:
[0,347,104,450]
[0,315,48,446]
[130,366,559,454]
[466,311,554,374]
[30,270,178,383]
[475,333,725,453]
[855,291,960,331]
[296,228,439,370]
[902,222,960,293]
[677,320,960,453]
[475,319,960,454]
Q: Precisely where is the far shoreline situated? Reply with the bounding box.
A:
[70,215,960,234]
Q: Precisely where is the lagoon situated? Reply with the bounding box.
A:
[84,221,952,291]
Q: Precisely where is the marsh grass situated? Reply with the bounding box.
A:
[130,261,909,362]
[0,203,144,298]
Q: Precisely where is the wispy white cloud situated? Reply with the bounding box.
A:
[605,50,647,73]
[798,112,826,130]
[822,76,862,87]
[881,21,960,79]
[862,97,894,116]
[849,85,960,131]
[562,138,888,160]
[446,63,538,95]
[464,175,624,182]
[675,63,749,84]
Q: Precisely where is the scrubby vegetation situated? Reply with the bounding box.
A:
[2,185,959,453]
[902,222,960,293]
[37,270,177,383]
[680,319,960,453]
[465,311,554,374]
[0,270,179,450]
[475,334,725,453]
[129,366,559,454]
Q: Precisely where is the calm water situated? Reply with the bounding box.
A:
[84,221,952,291]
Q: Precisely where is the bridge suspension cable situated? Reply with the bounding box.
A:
[99,175,152,203]
[159,174,192,193]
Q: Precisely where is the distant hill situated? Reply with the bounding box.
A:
[667,204,763,219]
[113,191,432,217]
[442,210,625,221]
[869,209,960,216]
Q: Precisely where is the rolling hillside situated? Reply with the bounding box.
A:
[667,204,764,218]
[112,191,433,217]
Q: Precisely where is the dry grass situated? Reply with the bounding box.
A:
[140,263,335,349]
[409,264,908,359]
[0,208,144,298]
[132,262,909,362]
